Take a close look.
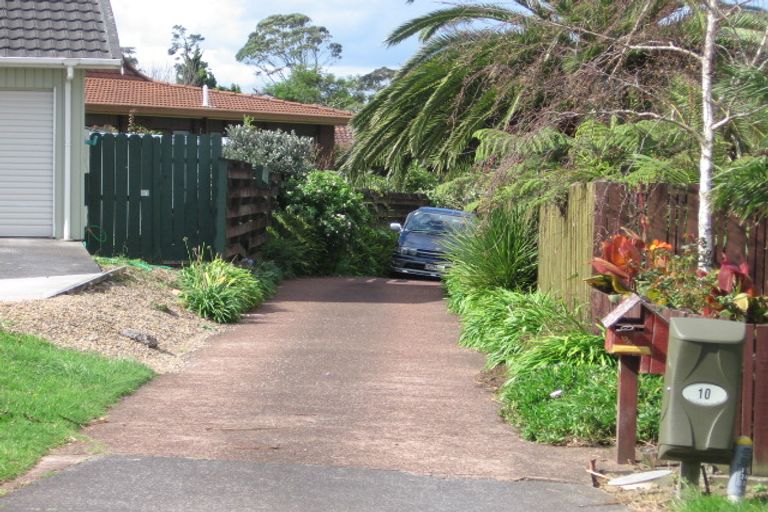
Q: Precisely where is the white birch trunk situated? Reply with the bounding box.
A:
[698,1,718,270]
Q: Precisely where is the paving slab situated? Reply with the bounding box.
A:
[0,239,99,279]
[0,456,624,512]
[0,273,104,301]
[0,239,103,301]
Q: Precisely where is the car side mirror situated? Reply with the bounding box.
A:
[389,222,403,232]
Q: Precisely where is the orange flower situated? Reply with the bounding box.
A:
[648,240,673,252]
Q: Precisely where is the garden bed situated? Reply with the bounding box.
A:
[0,262,222,374]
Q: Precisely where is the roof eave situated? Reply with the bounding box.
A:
[0,57,122,69]
[85,103,352,125]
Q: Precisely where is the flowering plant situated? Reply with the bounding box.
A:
[586,231,768,323]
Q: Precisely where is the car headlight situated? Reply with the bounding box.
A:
[398,247,418,256]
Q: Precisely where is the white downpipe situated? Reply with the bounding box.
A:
[63,65,74,240]
[202,84,209,107]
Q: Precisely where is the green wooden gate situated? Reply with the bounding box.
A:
[85,133,227,263]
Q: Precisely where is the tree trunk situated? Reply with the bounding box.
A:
[698,1,718,270]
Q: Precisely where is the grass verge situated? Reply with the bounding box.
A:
[0,331,153,482]
[672,493,768,512]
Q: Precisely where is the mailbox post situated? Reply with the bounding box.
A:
[658,317,746,488]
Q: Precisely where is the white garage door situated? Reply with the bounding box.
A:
[0,90,55,237]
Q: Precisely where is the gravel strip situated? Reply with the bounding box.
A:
[0,265,223,374]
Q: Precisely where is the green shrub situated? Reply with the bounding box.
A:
[454,288,586,368]
[500,364,662,445]
[336,225,398,276]
[443,205,538,296]
[268,170,397,277]
[507,330,614,377]
[223,118,315,177]
[179,254,265,323]
[262,210,324,277]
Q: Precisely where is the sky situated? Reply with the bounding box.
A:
[110,0,445,92]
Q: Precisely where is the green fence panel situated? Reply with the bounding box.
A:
[86,135,103,254]
[86,132,237,262]
[113,134,129,255]
[197,134,213,247]
[139,135,154,259]
[211,134,227,255]
[127,135,142,258]
[184,135,199,251]
[101,134,116,256]
[171,134,186,260]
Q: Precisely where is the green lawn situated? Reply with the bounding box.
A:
[672,492,768,512]
[0,331,153,482]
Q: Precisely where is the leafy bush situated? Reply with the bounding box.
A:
[443,205,538,296]
[500,364,662,445]
[224,118,316,176]
[268,171,397,276]
[179,253,275,323]
[284,171,371,247]
[507,331,614,377]
[453,288,588,369]
[262,210,325,277]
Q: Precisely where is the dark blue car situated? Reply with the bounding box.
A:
[389,207,473,278]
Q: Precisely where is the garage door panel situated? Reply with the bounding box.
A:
[0,90,54,237]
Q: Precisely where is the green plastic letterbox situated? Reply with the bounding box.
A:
[658,317,746,464]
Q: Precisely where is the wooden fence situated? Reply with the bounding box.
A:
[361,190,430,225]
[85,133,271,263]
[539,181,768,473]
[539,181,768,311]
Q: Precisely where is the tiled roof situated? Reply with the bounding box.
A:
[85,77,354,124]
[0,0,121,59]
[335,125,354,148]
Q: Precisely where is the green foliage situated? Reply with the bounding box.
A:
[636,242,717,312]
[267,171,397,277]
[263,66,366,111]
[0,331,153,481]
[427,173,481,210]
[507,331,614,378]
[285,171,371,246]
[714,156,768,221]
[262,210,324,277]
[223,119,315,176]
[500,364,662,445]
[672,493,768,512]
[443,205,538,296]
[236,13,342,81]
[168,25,217,87]
[179,252,278,323]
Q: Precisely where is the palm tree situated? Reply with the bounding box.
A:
[344,1,768,265]
[341,1,688,183]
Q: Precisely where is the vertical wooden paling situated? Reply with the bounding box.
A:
[101,134,116,256]
[86,134,103,254]
[127,135,142,257]
[753,325,768,476]
[197,134,212,247]
[184,135,200,250]
[172,134,186,260]
[139,135,154,259]
[739,326,755,439]
[113,134,129,255]
[159,135,174,262]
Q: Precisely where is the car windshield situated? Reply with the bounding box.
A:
[404,211,468,233]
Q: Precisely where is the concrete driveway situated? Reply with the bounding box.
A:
[0,239,102,301]
[0,277,623,511]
